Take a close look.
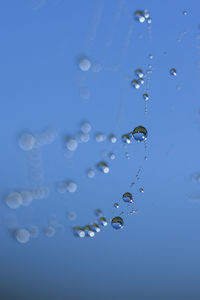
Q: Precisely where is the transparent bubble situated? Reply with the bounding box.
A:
[95,133,106,142]
[87,168,95,178]
[98,217,108,227]
[94,209,103,217]
[90,223,101,233]
[114,202,119,208]
[83,225,95,237]
[5,192,22,209]
[132,126,148,142]
[20,190,33,207]
[122,192,134,203]
[134,11,145,23]
[81,122,91,133]
[170,68,177,76]
[122,134,131,144]
[109,152,116,160]
[29,226,39,238]
[143,93,149,100]
[73,227,85,238]
[66,181,77,193]
[66,137,78,151]
[139,187,144,193]
[18,133,35,151]
[135,68,144,78]
[79,57,91,71]
[111,217,124,230]
[44,226,56,238]
[131,79,140,89]
[97,161,109,174]
[109,134,117,143]
[66,211,77,221]
[16,228,30,243]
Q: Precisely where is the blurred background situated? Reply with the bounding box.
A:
[0,0,200,299]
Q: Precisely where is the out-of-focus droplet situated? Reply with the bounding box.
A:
[79,87,90,100]
[5,192,22,209]
[73,227,85,238]
[18,133,35,151]
[125,152,130,159]
[122,134,131,144]
[132,126,148,142]
[122,192,134,203]
[138,78,144,85]
[143,93,149,100]
[66,137,78,151]
[114,202,119,208]
[111,216,124,229]
[109,134,117,143]
[147,17,152,24]
[95,133,106,142]
[20,190,33,207]
[56,181,68,194]
[91,62,102,72]
[139,187,144,193]
[79,57,91,71]
[16,228,30,243]
[149,53,153,59]
[44,226,56,238]
[78,132,90,143]
[87,168,95,178]
[144,9,150,19]
[97,161,109,173]
[131,79,140,89]
[29,226,39,238]
[183,10,187,15]
[170,68,177,76]
[109,152,115,160]
[66,211,77,221]
[135,68,144,78]
[81,122,91,133]
[94,209,103,217]
[66,181,77,193]
[98,217,108,227]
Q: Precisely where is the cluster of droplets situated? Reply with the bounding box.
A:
[122,126,148,144]
[134,10,152,24]
[131,68,145,90]
[73,209,108,238]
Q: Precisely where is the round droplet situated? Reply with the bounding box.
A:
[73,227,85,238]
[183,10,187,16]
[66,137,78,151]
[122,192,134,203]
[66,181,77,193]
[139,187,144,193]
[44,226,56,238]
[18,133,35,151]
[97,161,109,174]
[111,217,124,229]
[138,78,144,85]
[90,223,101,233]
[29,226,39,238]
[81,122,91,133]
[144,9,150,19]
[78,132,90,143]
[87,168,95,178]
[56,181,68,194]
[94,209,103,217]
[143,93,149,100]
[147,17,152,24]
[170,68,177,76]
[66,211,77,221]
[95,133,106,142]
[135,69,144,78]
[114,202,119,208]
[109,134,117,143]
[109,152,115,160]
[16,228,30,243]
[125,152,130,159]
[98,217,108,227]
[134,11,145,23]
[149,53,153,59]
[131,79,140,89]
[132,126,148,142]
[122,134,131,144]
[5,192,22,209]
[83,225,95,237]
[20,190,33,207]
[79,57,91,71]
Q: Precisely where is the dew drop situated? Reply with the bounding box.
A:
[109,152,115,160]
[122,134,132,144]
[122,192,134,203]
[20,190,33,207]
[149,53,153,59]
[135,68,144,78]
[139,187,144,193]
[170,68,177,76]
[138,78,144,85]
[66,211,77,221]
[95,133,106,142]
[143,93,149,100]
[83,225,95,237]
[94,209,103,217]
[79,57,91,71]
[125,152,130,159]
[98,217,108,227]
[44,226,56,238]
[90,223,101,233]
[131,79,140,89]
[80,122,91,133]
[97,161,109,174]
[66,137,78,151]
[66,181,77,193]
[16,228,30,244]
[132,126,148,142]
[73,227,85,238]
[111,217,124,230]
[109,134,117,143]
[5,192,22,209]
[114,202,119,208]
[183,10,187,16]
[134,11,146,23]
[18,133,35,151]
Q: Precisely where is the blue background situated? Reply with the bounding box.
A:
[0,0,200,299]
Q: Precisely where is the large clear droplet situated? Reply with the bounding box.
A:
[122,192,134,203]
[97,161,109,174]
[132,126,148,142]
[134,11,146,23]
[111,217,124,229]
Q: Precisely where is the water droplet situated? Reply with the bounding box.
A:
[87,168,95,178]
[78,132,90,143]
[73,227,85,238]
[109,152,115,160]
[149,53,153,59]
[97,161,109,173]
[170,68,177,76]
[122,192,134,203]
[132,126,148,142]
[16,228,30,243]
[94,209,103,217]
[44,226,56,238]
[144,9,150,19]
[131,79,140,89]
[138,78,144,85]
[83,225,95,237]
[66,181,77,193]
[66,137,78,151]
[111,216,124,229]
[18,133,35,151]
[109,134,117,143]
[80,122,91,133]
[91,62,102,72]
[114,202,119,208]
[147,17,152,24]
[90,223,101,233]
[139,187,144,193]
[98,217,108,227]
[56,181,68,194]
[143,93,149,100]
[20,190,33,207]
[135,69,144,78]
[95,133,106,142]
[5,192,22,209]
[29,226,39,238]
[79,57,91,71]
[125,152,130,159]
[66,211,77,221]
[134,11,146,23]
[183,10,187,16]
[122,134,132,144]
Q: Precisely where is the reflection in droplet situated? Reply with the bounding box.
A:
[79,57,91,71]
[122,192,134,203]
[114,202,119,208]
[139,187,144,193]
[131,79,140,89]
[90,223,100,233]
[18,133,35,151]
[132,126,148,142]
[122,134,131,144]
[16,228,30,243]
[170,68,177,76]
[97,161,109,174]
[5,192,22,209]
[111,217,124,229]
[98,217,108,227]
